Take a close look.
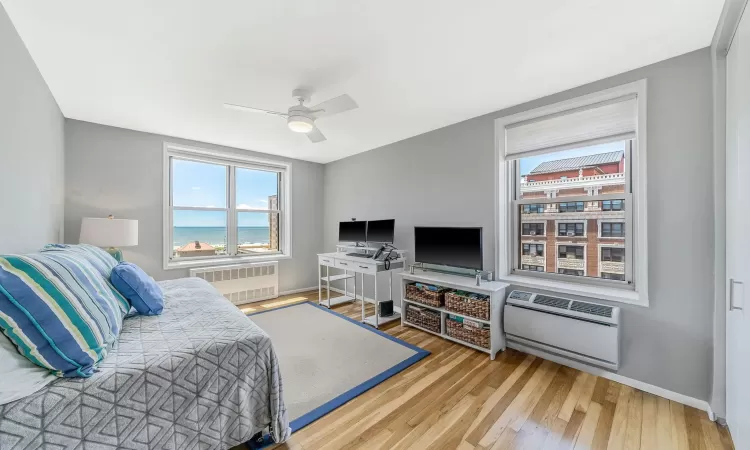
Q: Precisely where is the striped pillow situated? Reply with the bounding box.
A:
[41,244,119,279]
[0,251,129,378]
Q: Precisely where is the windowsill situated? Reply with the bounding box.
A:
[165,253,292,270]
[496,274,648,307]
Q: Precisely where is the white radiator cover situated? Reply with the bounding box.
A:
[190,261,279,305]
[504,290,620,370]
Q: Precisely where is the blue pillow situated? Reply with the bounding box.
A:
[0,252,128,377]
[110,262,163,315]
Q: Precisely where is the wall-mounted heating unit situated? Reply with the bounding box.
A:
[504,290,620,370]
[190,261,279,306]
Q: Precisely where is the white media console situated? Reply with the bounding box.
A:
[398,269,509,359]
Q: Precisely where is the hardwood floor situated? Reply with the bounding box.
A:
[237,290,734,450]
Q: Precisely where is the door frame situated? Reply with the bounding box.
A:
[712,0,750,424]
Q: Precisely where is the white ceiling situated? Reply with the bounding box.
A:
[3,0,723,164]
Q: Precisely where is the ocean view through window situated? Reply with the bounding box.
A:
[171,226,274,252]
[163,143,290,268]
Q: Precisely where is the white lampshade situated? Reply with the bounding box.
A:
[79,217,138,247]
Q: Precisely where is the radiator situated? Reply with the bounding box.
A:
[504,290,621,370]
[190,261,279,305]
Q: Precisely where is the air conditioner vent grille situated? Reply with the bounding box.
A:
[533,295,571,310]
[570,300,613,318]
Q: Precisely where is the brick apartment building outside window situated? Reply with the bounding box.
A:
[514,144,631,285]
[499,82,647,305]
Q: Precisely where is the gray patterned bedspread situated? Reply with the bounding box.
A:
[0,277,291,449]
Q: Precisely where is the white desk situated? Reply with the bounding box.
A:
[317,250,406,328]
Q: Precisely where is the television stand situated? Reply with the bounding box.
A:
[398,269,509,359]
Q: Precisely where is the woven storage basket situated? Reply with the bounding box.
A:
[446,316,490,349]
[404,283,450,308]
[445,291,490,321]
[404,303,441,334]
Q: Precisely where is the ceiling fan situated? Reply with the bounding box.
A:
[224,88,358,143]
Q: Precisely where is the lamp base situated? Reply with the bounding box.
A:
[105,247,123,262]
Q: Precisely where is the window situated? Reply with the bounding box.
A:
[497,80,647,305]
[522,204,545,214]
[559,202,584,213]
[522,223,545,236]
[558,222,584,237]
[522,243,544,256]
[601,247,625,262]
[522,264,545,272]
[163,143,291,268]
[558,245,584,259]
[558,269,584,276]
[602,200,624,211]
[601,222,625,237]
[602,272,626,281]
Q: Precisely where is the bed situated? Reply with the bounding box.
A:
[0,277,291,449]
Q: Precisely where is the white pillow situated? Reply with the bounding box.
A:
[0,334,55,405]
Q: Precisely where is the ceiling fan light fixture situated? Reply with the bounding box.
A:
[287,115,314,133]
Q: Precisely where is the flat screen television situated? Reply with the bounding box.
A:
[339,221,367,242]
[414,227,483,270]
[367,219,395,243]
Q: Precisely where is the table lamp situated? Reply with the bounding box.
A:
[79,216,138,262]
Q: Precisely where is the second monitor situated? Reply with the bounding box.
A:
[366,219,395,243]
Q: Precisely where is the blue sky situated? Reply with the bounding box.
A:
[173,159,278,227]
[519,141,625,175]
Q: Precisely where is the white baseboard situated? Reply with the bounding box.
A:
[278,286,318,296]
[507,341,713,418]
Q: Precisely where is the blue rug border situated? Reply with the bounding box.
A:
[246,301,430,435]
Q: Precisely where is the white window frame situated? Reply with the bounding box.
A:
[162,142,292,270]
[495,80,648,306]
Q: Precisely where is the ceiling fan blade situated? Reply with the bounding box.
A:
[223,103,287,116]
[310,94,358,118]
[307,126,327,143]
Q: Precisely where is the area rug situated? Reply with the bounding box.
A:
[247,302,429,432]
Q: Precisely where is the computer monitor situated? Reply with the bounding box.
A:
[339,221,367,243]
[367,219,395,243]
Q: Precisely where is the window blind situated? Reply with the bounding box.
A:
[505,95,637,159]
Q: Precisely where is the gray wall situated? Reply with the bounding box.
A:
[64,120,325,293]
[0,5,64,253]
[324,48,714,402]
